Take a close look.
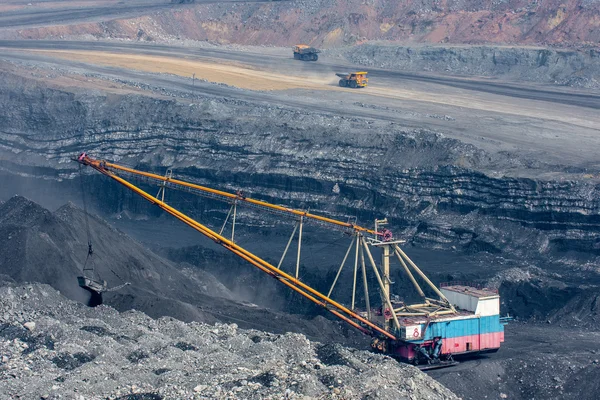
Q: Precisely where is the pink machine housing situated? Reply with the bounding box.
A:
[390,285,504,362]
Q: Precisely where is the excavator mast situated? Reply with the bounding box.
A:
[74,154,505,367]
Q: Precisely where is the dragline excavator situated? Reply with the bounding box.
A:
[74,153,505,369]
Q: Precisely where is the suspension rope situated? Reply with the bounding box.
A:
[78,164,94,274]
[78,162,129,290]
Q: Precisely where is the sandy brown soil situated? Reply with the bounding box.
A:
[28,49,335,91]
[0,5,23,13]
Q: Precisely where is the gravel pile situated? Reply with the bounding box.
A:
[0,284,457,400]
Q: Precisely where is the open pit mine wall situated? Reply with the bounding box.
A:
[1,76,600,259]
[336,45,600,89]
[8,0,600,48]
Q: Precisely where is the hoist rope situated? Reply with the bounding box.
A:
[79,164,94,274]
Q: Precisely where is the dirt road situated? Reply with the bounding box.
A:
[21,48,599,133]
[1,40,597,108]
[0,0,273,29]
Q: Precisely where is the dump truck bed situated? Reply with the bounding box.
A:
[296,47,320,54]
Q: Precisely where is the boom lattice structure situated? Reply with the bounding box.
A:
[75,153,505,368]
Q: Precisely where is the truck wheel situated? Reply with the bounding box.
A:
[294,53,300,60]
[313,54,318,61]
[350,81,357,88]
[339,79,346,87]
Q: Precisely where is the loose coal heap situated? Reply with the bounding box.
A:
[0,284,458,400]
[0,195,226,301]
[0,196,366,343]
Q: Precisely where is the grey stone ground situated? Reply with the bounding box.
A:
[0,284,457,400]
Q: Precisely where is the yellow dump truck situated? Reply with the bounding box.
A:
[336,72,368,88]
[293,45,320,61]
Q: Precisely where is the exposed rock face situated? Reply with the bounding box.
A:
[1,71,600,266]
[0,284,458,400]
[5,0,600,48]
[334,44,600,88]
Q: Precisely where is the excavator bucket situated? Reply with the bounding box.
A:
[77,276,107,307]
[77,276,107,293]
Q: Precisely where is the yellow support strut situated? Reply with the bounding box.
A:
[77,155,396,341]
[96,160,378,235]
